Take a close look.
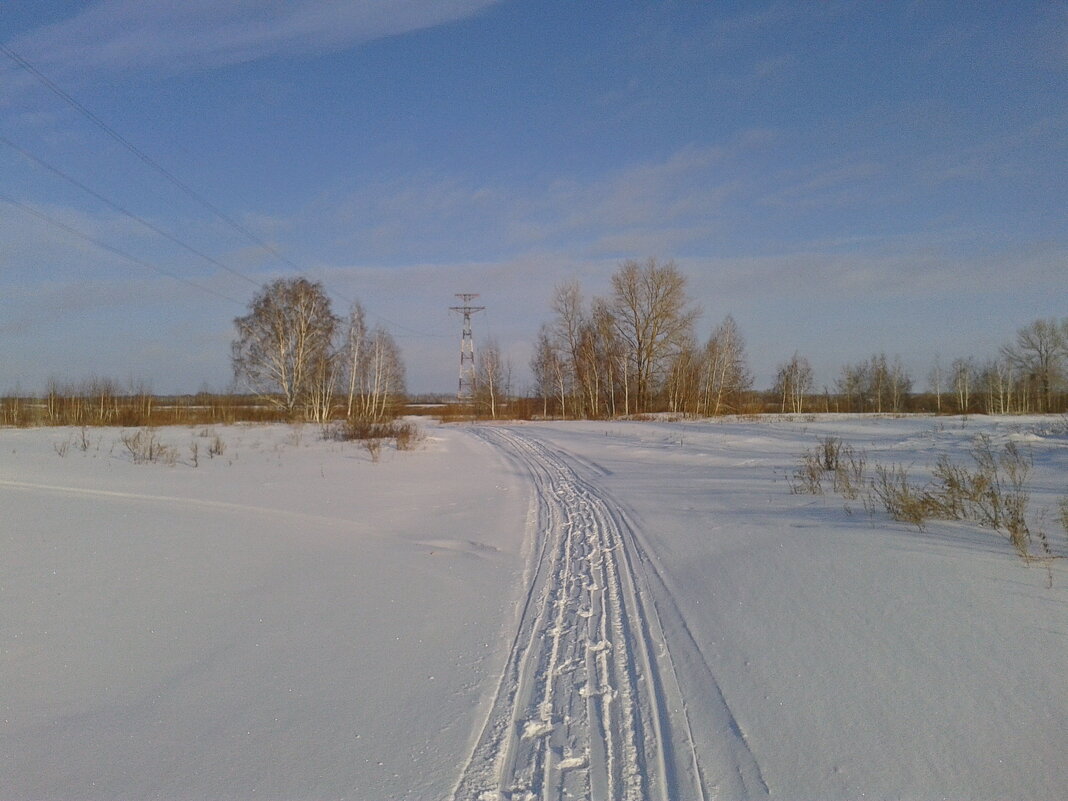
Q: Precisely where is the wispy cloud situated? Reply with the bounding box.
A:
[758,159,885,210]
[6,0,501,77]
[318,137,771,263]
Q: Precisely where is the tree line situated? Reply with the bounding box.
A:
[2,263,1064,426]
[770,319,1068,416]
[525,258,1068,418]
[528,258,752,418]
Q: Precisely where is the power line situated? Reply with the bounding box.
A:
[1,134,261,288]
[0,192,245,305]
[2,43,453,340]
[1,43,306,276]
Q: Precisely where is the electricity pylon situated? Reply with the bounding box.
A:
[449,293,485,401]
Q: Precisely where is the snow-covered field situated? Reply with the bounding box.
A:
[2,415,1066,800]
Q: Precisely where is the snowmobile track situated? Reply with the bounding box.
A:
[452,426,733,801]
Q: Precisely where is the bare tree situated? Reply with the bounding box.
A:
[550,281,586,413]
[476,338,506,419]
[698,315,753,415]
[886,355,912,413]
[530,325,560,418]
[666,338,700,414]
[979,357,1017,414]
[836,362,864,412]
[354,327,405,422]
[775,352,813,413]
[305,338,340,423]
[952,357,974,413]
[342,301,368,420]
[927,355,944,414]
[609,258,699,413]
[590,298,624,418]
[1001,318,1067,413]
[837,354,911,413]
[232,277,340,419]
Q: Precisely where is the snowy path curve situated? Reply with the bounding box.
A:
[453,426,761,801]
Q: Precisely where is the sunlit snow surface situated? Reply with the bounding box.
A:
[2,415,1065,799]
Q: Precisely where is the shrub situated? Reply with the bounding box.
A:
[790,447,824,495]
[868,463,932,530]
[392,421,420,451]
[324,418,418,446]
[121,428,177,465]
[819,436,842,471]
[792,437,865,496]
[832,444,866,500]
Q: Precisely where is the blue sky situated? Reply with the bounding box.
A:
[1,1,1065,394]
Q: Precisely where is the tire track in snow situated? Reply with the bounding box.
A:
[453,426,764,800]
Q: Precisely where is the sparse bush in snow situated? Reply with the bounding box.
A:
[833,445,866,500]
[121,428,177,465]
[792,433,1054,574]
[393,421,420,451]
[867,463,932,530]
[790,447,824,495]
[791,436,865,497]
[323,418,420,451]
[819,436,842,471]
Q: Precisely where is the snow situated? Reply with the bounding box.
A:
[2,415,1066,799]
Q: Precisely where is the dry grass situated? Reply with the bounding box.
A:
[832,444,867,500]
[791,436,863,496]
[121,428,177,465]
[867,463,933,529]
[790,447,824,495]
[1,391,286,428]
[323,418,421,456]
[791,433,1057,580]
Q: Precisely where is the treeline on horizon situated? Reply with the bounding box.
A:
[2,259,1066,427]
[524,259,1067,420]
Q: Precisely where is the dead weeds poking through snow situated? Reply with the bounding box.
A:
[792,433,1061,585]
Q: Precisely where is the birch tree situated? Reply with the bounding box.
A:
[698,315,753,415]
[232,277,340,419]
[343,302,368,420]
[355,327,405,422]
[476,338,506,419]
[775,352,813,413]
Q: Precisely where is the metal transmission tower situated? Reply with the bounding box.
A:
[449,294,485,401]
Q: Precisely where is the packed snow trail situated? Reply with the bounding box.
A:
[453,426,767,801]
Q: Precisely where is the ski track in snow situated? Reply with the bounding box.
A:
[452,426,766,801]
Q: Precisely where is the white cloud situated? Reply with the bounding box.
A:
[7,0,501,77]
